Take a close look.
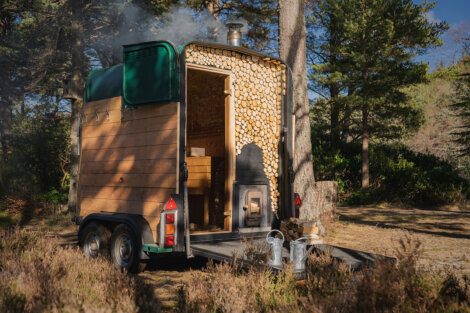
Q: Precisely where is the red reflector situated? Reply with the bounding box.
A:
[164,235,174,247]
[294,193,302,207]
[166,213,175,224]
[165,197,177,210]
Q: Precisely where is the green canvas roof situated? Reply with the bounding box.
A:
[84,40,287,106]
[84,64,123,103]
[85,41,179,106]
[123,41,179,106]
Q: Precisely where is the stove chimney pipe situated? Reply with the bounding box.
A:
[226,22,243,46]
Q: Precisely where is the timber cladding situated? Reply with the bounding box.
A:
[185,44,285,212]
[78,96,178,241]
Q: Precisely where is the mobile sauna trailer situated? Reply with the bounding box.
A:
[76,37,295,272]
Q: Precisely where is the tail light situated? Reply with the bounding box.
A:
[294,193,302,218]
[164,235,174,247]
[160,196,178,248]
[165,197,177,210]
[165,213,175,224]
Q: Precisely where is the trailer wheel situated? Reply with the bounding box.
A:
[110,224,146,273]
[79,222,111,258]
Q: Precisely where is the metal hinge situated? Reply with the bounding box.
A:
[182,161,188,181]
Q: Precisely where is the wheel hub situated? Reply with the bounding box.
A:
[116,234,132,266]
[85,233,100,257]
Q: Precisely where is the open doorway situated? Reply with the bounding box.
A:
[186,66,233,233]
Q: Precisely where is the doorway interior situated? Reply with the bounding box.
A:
[186,66,233,233]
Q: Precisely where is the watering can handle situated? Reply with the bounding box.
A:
[293,237,308,243]
[266,229,284,243]
[301,245,315,263]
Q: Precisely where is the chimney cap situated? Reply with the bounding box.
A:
[226,22,244,46]
[226,22,244,30]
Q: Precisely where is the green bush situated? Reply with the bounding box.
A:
[313,142,469,206]
[0,105,70,199]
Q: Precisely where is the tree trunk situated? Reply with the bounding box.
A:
[330,88,340,149]
[279,0,317,220]
[329,12,340,149]
[361,102,369,188]
[67,0,86,214]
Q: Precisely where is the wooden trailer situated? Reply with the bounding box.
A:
[76,40,295,272]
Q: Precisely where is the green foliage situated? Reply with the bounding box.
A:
[451,53,470,156]
[0,104,70,199]
[308,0,448,187]
[313,141,469,206]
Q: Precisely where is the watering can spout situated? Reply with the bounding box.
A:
[290,237,314,273]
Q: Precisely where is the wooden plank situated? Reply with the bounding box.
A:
[82,101,177,127]
[187,172,211,180]
[187,178,210,189]
[80,144,177,162]
[79,186,174,202]
[186,165,211,173]
[82,97,122,114]
[80,159,176,175]
[79,197,164,217]
[81,128,177,150]
[81,114,177,138]
[186,156,211,166]
[80,173,177,188]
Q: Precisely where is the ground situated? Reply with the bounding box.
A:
[1,201,469,311]
[140,204,470,310]
[328,204,470,276]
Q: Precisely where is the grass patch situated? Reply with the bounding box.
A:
[179,237,470,313]
[0,210,17,229]
[0,228,161,313]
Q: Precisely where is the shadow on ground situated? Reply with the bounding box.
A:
[338,205,470,239]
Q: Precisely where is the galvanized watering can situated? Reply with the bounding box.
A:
[266,230,284,269]
[289,237,315,273]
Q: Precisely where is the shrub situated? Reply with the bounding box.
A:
[180,236,470,313]
[180,262,300,312]
[314,142,470,206]
[0,107,70,199]
[0,228,160,313]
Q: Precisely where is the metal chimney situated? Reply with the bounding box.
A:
[226,22,243,46]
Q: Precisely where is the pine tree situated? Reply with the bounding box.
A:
[452,41,470,156]
[309,0,447,189]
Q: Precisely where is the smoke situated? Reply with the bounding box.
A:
[153,7,229,45]
[87,2,248,66]
[108,3,230,49]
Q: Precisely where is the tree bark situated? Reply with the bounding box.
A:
[361,102,370,188]
[67,0,86,214]
[279,0,317,220]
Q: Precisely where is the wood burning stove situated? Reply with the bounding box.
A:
[235,143,271,229]
[243,187,264,227]
[238,184,269,227]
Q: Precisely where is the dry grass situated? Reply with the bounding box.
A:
[0,228,161,313]
[180,237,470,313]
[330,205,470,275]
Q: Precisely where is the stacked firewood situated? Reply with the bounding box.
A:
[186,44,285,212]
[280,218,323,243]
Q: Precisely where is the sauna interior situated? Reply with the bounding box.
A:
[186,68,230,233]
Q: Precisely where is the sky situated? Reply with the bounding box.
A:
[414,0,470,69]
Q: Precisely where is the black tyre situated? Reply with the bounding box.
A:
[110,224,146,273]
[79,222,111,258]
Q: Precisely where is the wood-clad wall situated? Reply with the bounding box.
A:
[78,96,178,241]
